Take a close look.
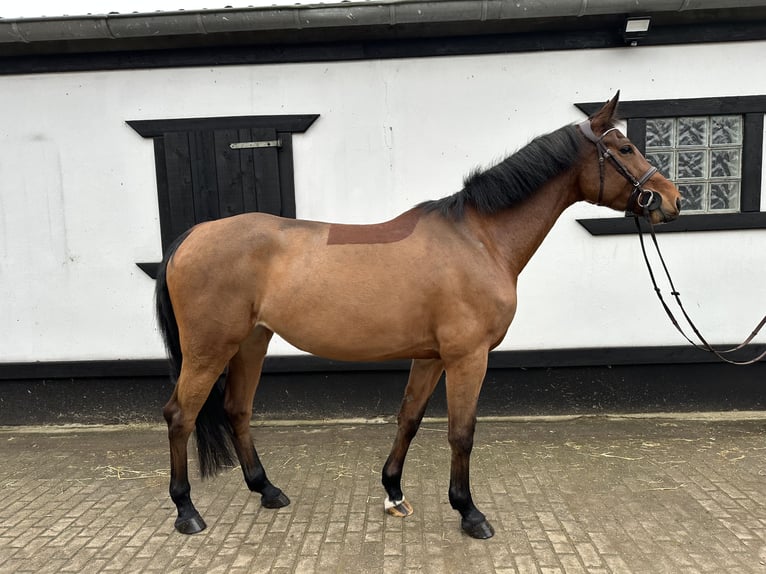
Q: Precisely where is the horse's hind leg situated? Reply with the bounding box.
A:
[444,350,494,539]
[224,326,290,509]
[382,358,443,517]
[164,359,230,534]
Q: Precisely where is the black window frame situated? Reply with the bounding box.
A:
[128,114,318,277]
[574,96,766,235]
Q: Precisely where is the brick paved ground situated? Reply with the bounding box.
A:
[1,415,765,573]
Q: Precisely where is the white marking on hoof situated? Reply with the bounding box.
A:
[384,496,404,511]
[384,496,413,517]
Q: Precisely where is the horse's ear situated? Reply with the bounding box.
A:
[590,91,620,134]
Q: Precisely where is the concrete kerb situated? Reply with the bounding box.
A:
[2,409,766,434]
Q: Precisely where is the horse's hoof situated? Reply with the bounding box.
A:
[175,514,207,535]
[384,497,414,518]
[461,518,495,539]
[261,490,291,509]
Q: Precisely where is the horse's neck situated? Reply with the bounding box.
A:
[477,171,580,277]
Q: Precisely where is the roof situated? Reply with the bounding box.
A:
[3,2,400,19]
[1,1,766,72]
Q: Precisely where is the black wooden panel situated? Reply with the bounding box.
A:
[228,127,282,216]
[741,112,764,213]
[250,127,281,216]
[237,128,259,214]
[152,138,174,252]
[162,131,196,245]
[214,129,246,218]
[277,133,297,218]
[626,118,647,154]
[189,130,220,223]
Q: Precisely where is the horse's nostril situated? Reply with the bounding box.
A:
[676,198,682,212]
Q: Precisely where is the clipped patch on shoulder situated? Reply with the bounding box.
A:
[327,208,421,245]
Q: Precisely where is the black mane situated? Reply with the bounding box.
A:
[419,124,583,219]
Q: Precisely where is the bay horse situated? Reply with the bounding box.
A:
[156,93,681,539]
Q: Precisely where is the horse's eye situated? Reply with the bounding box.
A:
[619,145,633,155]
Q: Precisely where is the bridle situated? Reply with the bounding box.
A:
[578,119,660,217]
[579,118,766,365]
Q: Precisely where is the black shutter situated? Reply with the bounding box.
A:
[159,127,284,252]
[129,114,319,278]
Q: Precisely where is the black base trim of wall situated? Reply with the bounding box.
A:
[1,347,764,425]
[2,345,764,381]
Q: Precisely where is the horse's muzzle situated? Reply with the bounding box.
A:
[626,189,680,223]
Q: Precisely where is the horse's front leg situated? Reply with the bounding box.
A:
[444,350,494,539]
[225,327,290,509]
[382,358,443,517]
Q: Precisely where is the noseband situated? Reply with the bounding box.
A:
[579,120,659,217]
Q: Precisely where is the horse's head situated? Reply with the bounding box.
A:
[577,92,681,224]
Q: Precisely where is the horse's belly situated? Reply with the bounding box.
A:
[263,314,434,362]
[279,334,439,362]
[258,289,437,362]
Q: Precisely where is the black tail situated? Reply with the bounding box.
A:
[155,229,237,478]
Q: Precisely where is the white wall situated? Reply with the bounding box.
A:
[1,40,765,361]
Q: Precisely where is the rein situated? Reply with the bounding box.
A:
[579,118,765,365]
[634,215,766,366]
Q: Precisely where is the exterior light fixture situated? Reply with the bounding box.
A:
[624,16,651,46]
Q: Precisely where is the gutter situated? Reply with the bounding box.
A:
[1,0,765,45]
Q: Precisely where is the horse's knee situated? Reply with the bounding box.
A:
[163,399,179,426]
[223,403,252,433]
[396,415,422,443]
[163,400,196,438]
[163,400,187,435]
[448,425,475,454]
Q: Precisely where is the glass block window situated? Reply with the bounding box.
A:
[645,116,743,213]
